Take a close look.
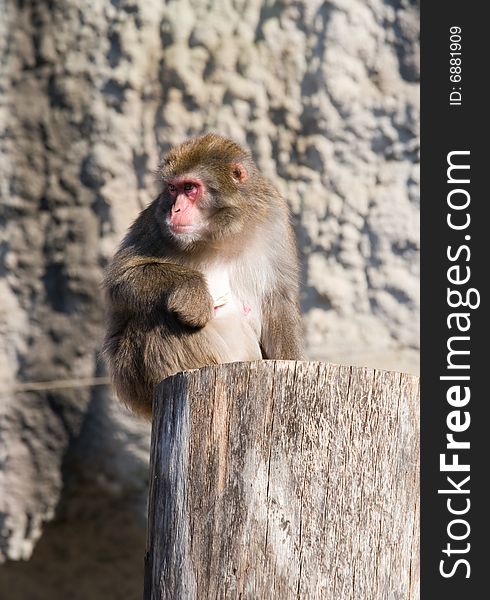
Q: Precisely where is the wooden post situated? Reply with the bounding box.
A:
[144,360,419,600]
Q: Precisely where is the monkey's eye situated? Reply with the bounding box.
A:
[168,183,177,194]
[184,182,195,192]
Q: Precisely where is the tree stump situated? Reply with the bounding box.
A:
[144,360,419,600]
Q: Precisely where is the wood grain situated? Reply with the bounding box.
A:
[145,361,419,600]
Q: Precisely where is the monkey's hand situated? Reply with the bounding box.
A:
[167,276,214,328]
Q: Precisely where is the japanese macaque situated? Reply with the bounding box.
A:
[103,133,303,418]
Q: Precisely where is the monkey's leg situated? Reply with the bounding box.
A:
[144,322,232,378]
[209,292,262,362]
[107,317,231,418]
[260,293,304,360]
[208,315,262,362]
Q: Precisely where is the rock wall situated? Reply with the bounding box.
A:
[0,0,419,597]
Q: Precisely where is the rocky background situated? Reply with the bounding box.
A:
[0,0,419,597]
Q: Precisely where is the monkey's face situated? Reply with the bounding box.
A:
[157,134,263,249]
[160,165,251,249]
[160,174,242,248]
[163,176,208,241]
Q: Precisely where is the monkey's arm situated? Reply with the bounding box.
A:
[260,291,305,360]
[104,252,214,328]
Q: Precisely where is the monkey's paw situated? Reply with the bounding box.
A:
[167,279,214,328]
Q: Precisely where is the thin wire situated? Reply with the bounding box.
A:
[2,376,111,395]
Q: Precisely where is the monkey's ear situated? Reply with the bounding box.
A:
[231,163,248,183]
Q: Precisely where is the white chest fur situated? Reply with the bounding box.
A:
[202,262,262,361]
[204,264,236,317]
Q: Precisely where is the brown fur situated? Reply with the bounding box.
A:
[103,133,303,418]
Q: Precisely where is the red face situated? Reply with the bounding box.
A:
[165,178,205,235]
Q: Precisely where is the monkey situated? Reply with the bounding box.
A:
[103,133,304,418]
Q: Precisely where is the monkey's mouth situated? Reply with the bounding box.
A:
[170,224,195,234]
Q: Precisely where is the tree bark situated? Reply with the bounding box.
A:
[145,360,419,600]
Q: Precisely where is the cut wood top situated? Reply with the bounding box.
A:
[146,360,419,600]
